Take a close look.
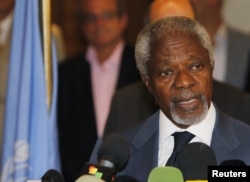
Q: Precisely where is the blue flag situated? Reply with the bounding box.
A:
[0,0,60,181]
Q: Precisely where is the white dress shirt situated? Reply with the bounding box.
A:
[158,103,216,166]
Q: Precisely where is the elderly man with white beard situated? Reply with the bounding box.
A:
[89,16,250,182]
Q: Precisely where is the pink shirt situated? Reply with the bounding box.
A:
[86,41,124,137]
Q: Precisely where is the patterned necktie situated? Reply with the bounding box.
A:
[166,131,194,166]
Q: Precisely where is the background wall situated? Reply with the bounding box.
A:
[223,0,250,34]
[51,0,250,58]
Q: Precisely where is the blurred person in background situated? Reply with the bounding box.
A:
[57,0,141,181]
[190,0,250,91]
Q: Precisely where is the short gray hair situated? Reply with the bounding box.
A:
[135,16,214,79]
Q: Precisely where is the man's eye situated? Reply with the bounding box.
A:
[190,64,203,70]
[102,12,117,19]
[160,70,172,76]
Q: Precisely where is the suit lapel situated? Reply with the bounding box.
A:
[226,28,250,88]
[210,108,240,164]
[123,111,160,181]
[116,45,130,89]
[116,45,140,89]
[72,56,97,134]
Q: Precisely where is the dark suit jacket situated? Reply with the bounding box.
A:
[91,109,250,182]
[57,45,141,182]
[104,80,250,136]
[245,50,250,92]
[226,27,250,90]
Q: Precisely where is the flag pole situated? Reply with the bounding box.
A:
[41,0,52,110]
[1,1,60,179]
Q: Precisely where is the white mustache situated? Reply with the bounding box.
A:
[171,90,202,103]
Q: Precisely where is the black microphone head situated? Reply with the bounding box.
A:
[220,159,246,166]
[175,142,217,180]
[114,175,139,182]
[41,169,64,182]
[97,134,130,172]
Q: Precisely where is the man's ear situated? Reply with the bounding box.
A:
[141,75,153,94]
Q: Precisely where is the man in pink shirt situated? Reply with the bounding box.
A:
[57,0,141,181]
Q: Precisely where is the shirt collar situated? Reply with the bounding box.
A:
[86,40,125,69]
[159,102,216,146]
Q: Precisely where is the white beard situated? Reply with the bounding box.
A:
[170,94,208,126]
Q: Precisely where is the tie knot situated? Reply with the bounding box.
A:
[172,131,194,151]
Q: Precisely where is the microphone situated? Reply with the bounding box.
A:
[41,169,64,182]
[75,175,105,182]
[77,134,130,182]
[147,166,184,182]
[175,142,217,182]
[75,175,139,182]
[220,159,246,166]
[114,175,139,182]
[97,134,130,172]
[27,169,64,182]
